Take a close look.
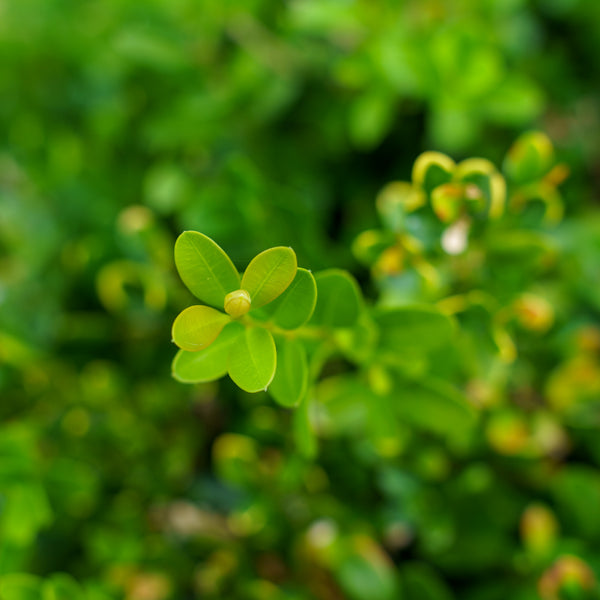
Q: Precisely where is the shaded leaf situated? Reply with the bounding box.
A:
[42,574,85,600]
[172,322,243,383]
[228,327,276,393]
[174,231,240,307]
[293,395,317,459]
[393,377,476,445]
[269,338,308,407]
[309,269,362,328]
[171,305,231,351]
[260,268,317,330]
[242,246,297,309]
[374,305,455,354]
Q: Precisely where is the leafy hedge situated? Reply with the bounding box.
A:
[1,1,600,599]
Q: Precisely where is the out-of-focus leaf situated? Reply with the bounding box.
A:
[374,306,455,354]
[393,377,476,446]
[269,338,308,408]
[42,574,85,600]
[0,484,52,546]
[0,573,42,600]
[310,270,362,328]
[293,395,317,459]
[400,562,454,600]
[551,465,600,539]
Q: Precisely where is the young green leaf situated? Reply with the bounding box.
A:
[374,305,455,353]
[42,574,85,600]
[269,338,308,407]
[0,573,42,600]
[293,394,317,459]
[241,246,297,308]
[174,231,240,307]
[393,377,476,446]
[172,322,243,383]
[171,305,231,352]
[309,269,362,328]
[228,327,276,393]
[259,268,317,330]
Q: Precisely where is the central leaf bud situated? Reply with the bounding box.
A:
[224,289,252,318]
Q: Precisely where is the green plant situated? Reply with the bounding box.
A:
[171,131,567,458]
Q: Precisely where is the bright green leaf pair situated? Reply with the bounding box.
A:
[173,322,276,393]
[174,231,297,309]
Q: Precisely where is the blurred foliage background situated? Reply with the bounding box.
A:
[1,0,600,598]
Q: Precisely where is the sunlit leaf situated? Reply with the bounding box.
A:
[260,268,317,330]
[269,338,308,407]
[309,269,362,328]
[228,327,276,393]
[172,322,243,383]
[171,305,231,351]
[0,574,42,600]
[174,231,240,307]
[242,246,297,308]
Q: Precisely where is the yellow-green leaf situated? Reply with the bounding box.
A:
[174,231,240,307]
[172,322,243,383]
[241,246,297,309]
[172,305,231,352]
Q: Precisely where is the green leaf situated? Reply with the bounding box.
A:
[0,574,42,600]
[260,268,317,330]
[174,231,240,307]
[393,378,476,446]
[241,246,297,309]
[171,305,231,351]
[336,552,400,600]
[172,322,243,383]
[374,305,455,354]
[293,395,317,459]
[1,484,52,546]
[309,269,362,328]
[269,338,308,407]
[228,327,276,393]
[42,574,85,600]
[400,562,454,600]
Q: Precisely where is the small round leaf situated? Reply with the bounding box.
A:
[260,268,317,330]
[228,327,276,393]
[174,231,240,307]
[241,247,297,309]
[309,269,363,328]
[172,305,231,351]
[172,322,243,383]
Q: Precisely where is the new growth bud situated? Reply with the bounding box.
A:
[224,289,251,318]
